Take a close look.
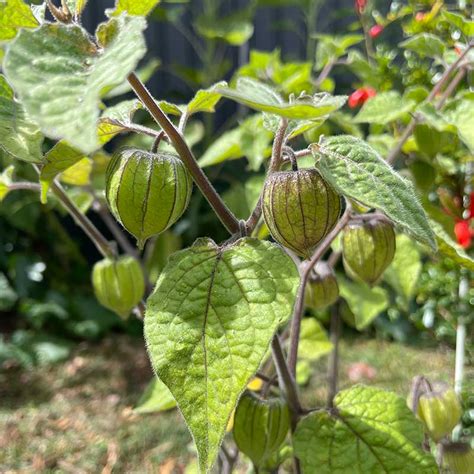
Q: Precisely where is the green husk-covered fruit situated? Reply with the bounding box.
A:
[262,169,341,258]
[92,255,145,318]
[342,217,395,285]
[416,384,462,442]
[443,443,474,474]
[305,262,339,310]
[233,392,290,470]
[106,148,192,248]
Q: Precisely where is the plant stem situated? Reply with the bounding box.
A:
[8,182,42,192]
[287,203,352,377]
[50,179,116,259]
[127,72,240,234]
[386,43,472,164]
[246,118,288,233]
[327,303,341,408]
[271,335,302,425]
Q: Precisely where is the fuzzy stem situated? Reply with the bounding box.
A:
[127,73,240,234]
[327,303,341,408]
[287,203,352,377]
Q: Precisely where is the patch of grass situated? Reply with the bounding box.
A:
[0,334,462,472]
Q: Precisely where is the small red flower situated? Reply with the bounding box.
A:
[454,46,463,56]
[355,0,367,14]
[454,220,473,249]
[415,12,427,22]
[348,87,376,108]
[369,25,384,39]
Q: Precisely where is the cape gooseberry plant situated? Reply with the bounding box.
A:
[1,0,473,472]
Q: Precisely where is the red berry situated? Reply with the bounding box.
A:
[369,25,384,38]
[415,12,427,22]
[348,87,377,108]
[454,220,472,249]
[355,0,367,13]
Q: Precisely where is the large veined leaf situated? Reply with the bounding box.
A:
[399,33,446,58]
[145,237,299,472]
[354,91,415,124]
[430,220,474,271]
[0,0,39,40]
[384,234,422,307]
[312,135,436,250]
[293,385,437,473]
[3,16,146,154]
[338,277,388,330]
[217,78,347,120]
[0,75,43,163]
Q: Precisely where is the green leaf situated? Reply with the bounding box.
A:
[297,318,333,361]
[430,220,474,271]
[314,34,364,70]
[64,0,88,16]
[442,11,474,37]
[111,0,161,16]
[293,385,437,473]
[134,377,177,414]
[145,237,299,472]
[0,0,39,40]
[198,115,272,170]
[40,142,87,203]
[416,102,457,133]
[0,272,17,311]
[104,58,160,99]
[4,16,146,154]
[400,34,446,58]
[217,78,347,120]
[0,166,14,202]
[312,135,437,250]
[384,234,422,307]
[0,75,43,163]
[98,99,143,145]
[446,99,474,153]
[187,82,226,115]
[354,91,415,124]
[195,11,254,46]
[338,277,388,330]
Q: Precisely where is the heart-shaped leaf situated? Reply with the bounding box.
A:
[145,237,299,472]
[294,385,437,473]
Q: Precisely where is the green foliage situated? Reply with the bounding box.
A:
[0,0,39,40]
[0,75,43,163]
[400,33,446,58]
[145,238,298,471]
[134,377,177,413]
[3,16,146,153]
[293,385,438,473]
[313,136,436,250]
[354,91,415,124]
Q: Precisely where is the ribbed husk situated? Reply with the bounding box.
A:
[305,262,339,310]
[233,391,290,469]
[92,255,145,318]
[262,169,341,258]
[444,443,474,474]
[106,148,192,248]
[417,386,462,442]
[342,218,395,285]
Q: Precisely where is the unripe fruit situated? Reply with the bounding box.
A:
[416,385,462,442]
[92,255,145,318]
[233,392,290,469]
[106,148,192,248]
[342,217,395,285]
[305,262,339,310]
[262,169,341,258]
[444,443,474,474]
